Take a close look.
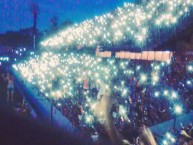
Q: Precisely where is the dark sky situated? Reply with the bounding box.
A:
[0,0,136,33]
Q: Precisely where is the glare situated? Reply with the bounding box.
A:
[163,140,168,145]
[187,65,193,72]
[171,138,175,143]
[40,0,193,50]
[153,75,159,82]
[140,73,147,82]
[186,80,192,85]
[163,132,176,145]
[122,89,128,96]
[171,92,178,99]
[174,105,182,114]
[86,115,93,123]
[57,103,62,107]
[166,132,171,139]
[119,105,126,115]
[13,51,188,132]
[163,90,169,96]
[154,91,159,97]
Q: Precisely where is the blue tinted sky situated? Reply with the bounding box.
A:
[0,0,136,33]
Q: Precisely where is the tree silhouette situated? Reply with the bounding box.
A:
[50,16,58,32]
[60,19,73,29]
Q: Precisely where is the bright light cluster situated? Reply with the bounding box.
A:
[174,105,183,114]
[0,57,9,61]
[187,63,193,73]
[13,52,117,99]
[162,132,176,145]
[13,52,187,125]
[14,48,26,56]
[41,0,193,49]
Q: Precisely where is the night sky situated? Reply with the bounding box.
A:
[0,0,136,33]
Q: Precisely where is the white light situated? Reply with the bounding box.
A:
[164,90,169,96]
[40,0,192,49]
[136,65,141,71]
[166,132,171,139]
[171,137,176,143]
[122,89,128,96]
[119,105,126,115]
[153,75,159,82]
[115,30,123,37]
[188,65,193,72]
[154,91,159,97]
[57,103,62,107]
[95,73,99,78]
[163,140,168,145]
[86,115,93,123]
[174,105,182,114]
[187,80,192,85]
[91,103,97,110]
[140,74,147,82]
[137,35,144,42]
[171,92,178,99]
[156,19,161,25]
[13,50,190,129]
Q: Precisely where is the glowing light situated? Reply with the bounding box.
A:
[119,105,126,115]
[0,57,9,61]
[13,51,188,133]
[162,132,176,145]
[91,103,97,110]
[86,115,93,123]
[153,75,159,82]
[154,91,159,97]
[187,65,193,72]
[140,73,147,83]
[57,103,62,107]
[166,132,171,139]
[122,88,128,96]
[174,105,182,114]
[164,90,169,96]
[187,80,192,85]
[40,0,193,50]
[171,92,178,99]
[136,65,141,71]
[163,140,168,145]
[171,138,176,143]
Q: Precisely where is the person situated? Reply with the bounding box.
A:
[5,73,14,102]
[95,93,157,145]
[179,130,193,145]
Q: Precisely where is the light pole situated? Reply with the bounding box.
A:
[30,0,39,50]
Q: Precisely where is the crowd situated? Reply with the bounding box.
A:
[13,51,193,145]
[178,123,193,145]
[0,0,192,144]
[56,60,192,144]
[156,123,193,145]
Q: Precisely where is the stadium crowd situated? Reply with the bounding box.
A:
[56,60,193,145]
[12,51,193,145]
[0,0,192,144]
